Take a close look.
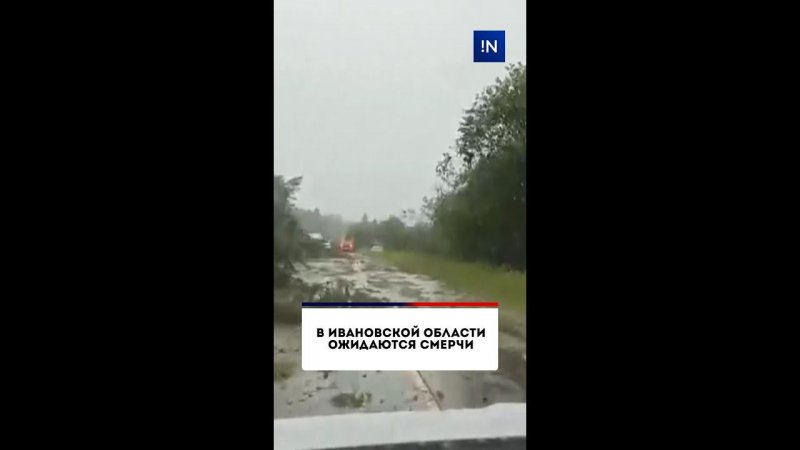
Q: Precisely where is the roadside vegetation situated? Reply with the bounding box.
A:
[276,63,526,306]
[348,64,525,264]
[348,63,526,305]
[274,175,304,287]
[293,207,348,243]
[377,250,526,312]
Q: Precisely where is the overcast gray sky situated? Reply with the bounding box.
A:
[275,0,526,222]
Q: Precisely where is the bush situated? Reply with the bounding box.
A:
[274,175,304,287]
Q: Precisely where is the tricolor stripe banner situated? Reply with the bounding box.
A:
[302,301,498,371]
[302,301,498,308]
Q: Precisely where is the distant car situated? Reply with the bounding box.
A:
[299,232,327,257]
[370,245,384,252]
[339,238,355,253]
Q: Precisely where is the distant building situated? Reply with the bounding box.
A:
[299,231,329,256]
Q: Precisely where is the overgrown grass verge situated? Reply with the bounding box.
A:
[375,250,526,312]
[274,360,296,381]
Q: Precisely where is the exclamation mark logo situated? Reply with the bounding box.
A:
[474,30,504,62]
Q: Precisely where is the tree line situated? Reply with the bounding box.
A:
[274,62,526,278]
[274,175,303,286]
[293,207,348,243]
[347,63,526,270]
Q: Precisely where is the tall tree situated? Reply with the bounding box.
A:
[431,63,526,269]
[274,175,304,285]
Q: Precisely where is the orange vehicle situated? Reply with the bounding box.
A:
[338,237,355,253]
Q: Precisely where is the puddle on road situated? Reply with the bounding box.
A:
[330,392,371,408]
[275,255,526,419]
[399,286,423,298]
[294,256,474,303]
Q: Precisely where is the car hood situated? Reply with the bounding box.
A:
[274,403,525,450]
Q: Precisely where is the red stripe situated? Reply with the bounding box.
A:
[407,302,498,307]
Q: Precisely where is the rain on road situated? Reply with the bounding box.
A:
[274,254,526,419]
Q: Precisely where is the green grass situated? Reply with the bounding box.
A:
[274,359,296,381]
[376,251,526,312]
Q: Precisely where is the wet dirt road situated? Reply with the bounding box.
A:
[274,254,526,419]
